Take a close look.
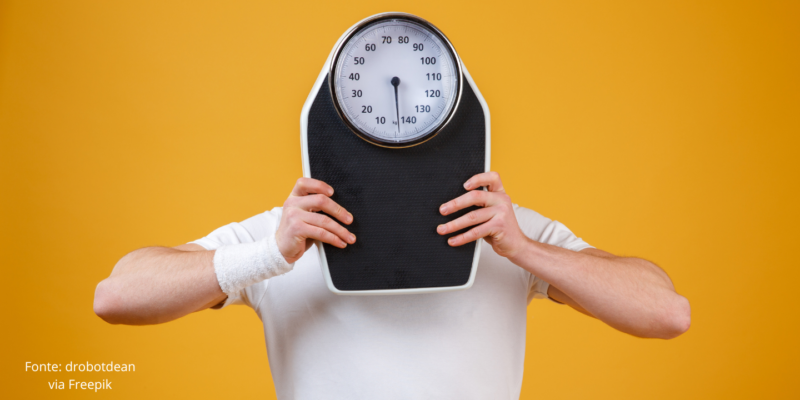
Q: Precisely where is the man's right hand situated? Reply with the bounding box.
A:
[276,178,356,264]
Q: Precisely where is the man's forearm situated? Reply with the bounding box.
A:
[94,246,226,325]
[509,240,690,339]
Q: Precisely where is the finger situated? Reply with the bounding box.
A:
[437,207,495,235]
[463,171,504,192]
[302,212,356,244]
[294,194,353,225]
[440,190,504,216]
[291,177,334,197]
[299,223,348,249]
[447,223,496,247]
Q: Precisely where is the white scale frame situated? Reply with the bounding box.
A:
[300,12,491,295]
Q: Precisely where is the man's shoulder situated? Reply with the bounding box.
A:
[191,207,283,248]
[236,207,283,241]
[512,204,552,239]
[513,204,592,251]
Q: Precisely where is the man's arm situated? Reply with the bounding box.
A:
[93,244,225,325]
[94,178,355,326]
[526,245,688,339]
[437,172,690,339]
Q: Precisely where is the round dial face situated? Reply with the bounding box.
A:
[332,17,461,146]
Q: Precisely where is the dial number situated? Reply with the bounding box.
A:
[425,90,441,97]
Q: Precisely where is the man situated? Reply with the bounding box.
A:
[94,172,690,399]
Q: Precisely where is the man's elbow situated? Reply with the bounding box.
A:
[93,279,125,325]
[658,294,691,339]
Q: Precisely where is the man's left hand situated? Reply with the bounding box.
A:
[437,171,526,258]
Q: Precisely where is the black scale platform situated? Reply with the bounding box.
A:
[307,74,486,291]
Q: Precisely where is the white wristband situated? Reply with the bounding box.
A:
[213,234,294,296]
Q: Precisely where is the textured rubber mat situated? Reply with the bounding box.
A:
[307,75,486,291]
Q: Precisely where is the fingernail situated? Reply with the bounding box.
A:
[437,224,446,234]
[347,212,353,223]
[440,204,448,214]
[464,181,471,189]
[328,188,334,196]
[448,238,455,245]
[350,233,356,242]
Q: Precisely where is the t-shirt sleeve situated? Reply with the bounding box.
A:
[513,204,593,303]
[189,208,281,309]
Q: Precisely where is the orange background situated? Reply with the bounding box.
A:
[1,0,798,398]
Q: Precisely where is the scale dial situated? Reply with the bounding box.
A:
[331,14,462,147]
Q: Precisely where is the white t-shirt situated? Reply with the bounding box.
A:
[192,205,591,400]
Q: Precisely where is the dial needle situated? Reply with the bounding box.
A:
[391,76,401,137]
